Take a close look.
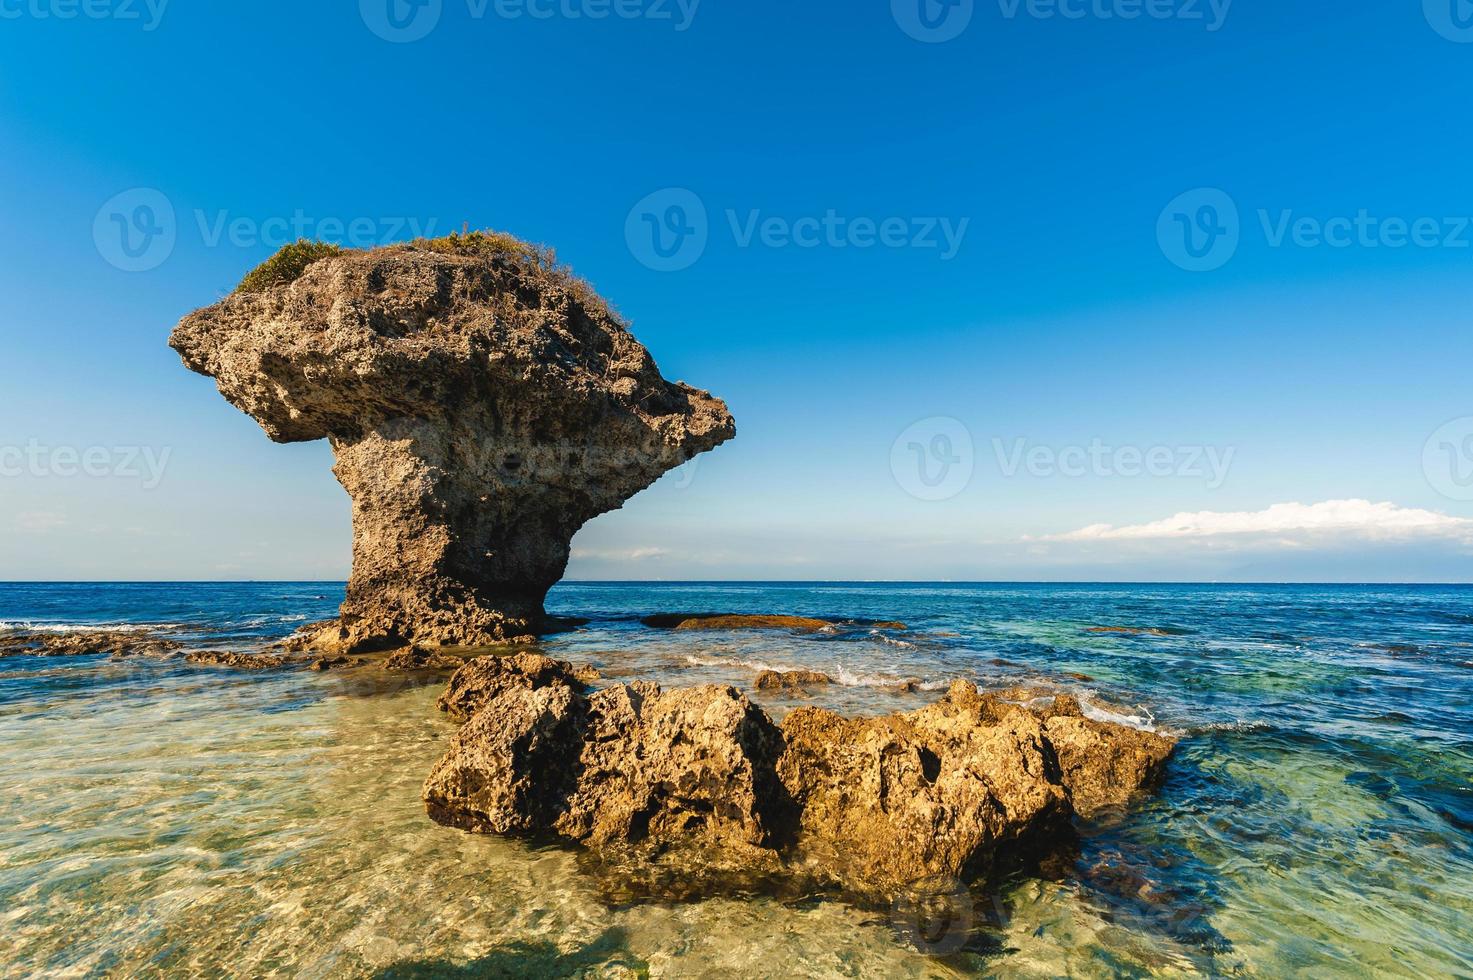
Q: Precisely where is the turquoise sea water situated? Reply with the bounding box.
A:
[1,582,1470,977]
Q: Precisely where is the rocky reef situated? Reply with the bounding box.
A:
[170,234,734,650]
[422,655,1175,899]
[0,629,182,659]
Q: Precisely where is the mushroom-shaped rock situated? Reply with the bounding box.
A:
[170,236,735,649]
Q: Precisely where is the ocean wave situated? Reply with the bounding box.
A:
[1185,719,1274,735]
[684,654,785,673]
[0,621,179,635]
[868,630,916,649]
[832,666,947,690]
[1078,693,1157,731]
[683,654,944,691]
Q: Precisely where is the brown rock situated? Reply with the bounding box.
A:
[869,621,909,630]
[272,620,349,653]
[170,237,734,650]
[436,652,586,721]
[309,656,365,671]
[754,669,833,692]
[381,647,465,671]
[424,682,790,866]
[185,650,289,670]
[0,629,183,659]
[1033,696,1175,818]
[423,672,1174,897]
[668,614,832,632]
[776,681,1072,892]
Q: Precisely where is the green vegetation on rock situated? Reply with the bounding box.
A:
[411,229,622,324]
[236,240,344,294]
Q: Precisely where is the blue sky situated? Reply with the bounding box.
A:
[2,0,1472,581]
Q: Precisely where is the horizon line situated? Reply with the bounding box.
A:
[1,579,1470,587]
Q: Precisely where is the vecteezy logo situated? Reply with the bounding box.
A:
[360,0,442,42]
[1157,188,1240,272]
[1425,0,1473,42]
[890,417,974,501]
[93,188,176,272]
[1423,417,1473,500]
[892,0,973,42]
[625,188,708,272]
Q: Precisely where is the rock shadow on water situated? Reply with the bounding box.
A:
[374,927,645,979]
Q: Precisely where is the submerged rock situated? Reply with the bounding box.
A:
[185,650,289,670]
[423,666,1175,897]
[1086,626,1176,637]
[643,614,834,632]
[643,614,909,634]
[170,235,734,650]
[309,655,366,672]
[381,647,465,672]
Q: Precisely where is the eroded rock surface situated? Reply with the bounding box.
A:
[186,650,289,670]
[423,665,1175,897]
[381,647,465,672]
[435,652,588,720]
[0,630,182,659]
[754,668,832,692]
[171,238,734,649]
[425,681,790,877]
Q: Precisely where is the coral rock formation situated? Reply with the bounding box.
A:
[754,668,833,692]
[0,629,183,659]
[423,661,1175,896]
[185,650,289,670]
[171,237,734,650]
[641,614,834,632]
[435,652,589,720]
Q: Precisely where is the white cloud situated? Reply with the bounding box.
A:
[14,511,68,534]
[1043,499,1473,543]
[570,546,669,561]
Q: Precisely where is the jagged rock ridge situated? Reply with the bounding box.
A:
[422,656,1175,897]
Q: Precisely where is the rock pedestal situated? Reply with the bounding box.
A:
[170,240,734,649]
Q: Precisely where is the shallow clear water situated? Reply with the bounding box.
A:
[1,582,1470,977]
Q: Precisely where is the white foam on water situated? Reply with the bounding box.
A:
[683,654,786,673]
[0,621,176,635]
[832,665,915,688]
[683,654,942,691]
[1077,690,1157,731]
[1187,719,1271,735]
[869,630,916,649]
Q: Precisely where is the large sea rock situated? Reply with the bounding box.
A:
[422,657,1175,897]
[170,236,734,650]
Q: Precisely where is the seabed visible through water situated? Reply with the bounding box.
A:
[1,581,1470,977]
